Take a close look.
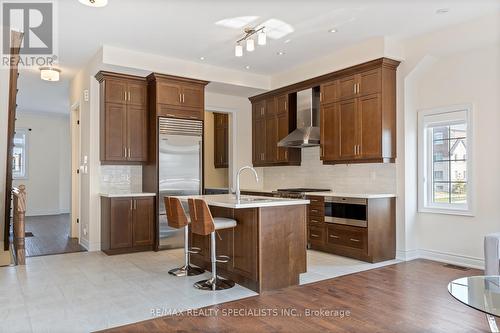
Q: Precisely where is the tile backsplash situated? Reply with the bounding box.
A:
[263,147,396,193]
[100,165,143,193]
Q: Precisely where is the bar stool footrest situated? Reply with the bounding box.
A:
[188,247,201,255]
[215,255,231,263]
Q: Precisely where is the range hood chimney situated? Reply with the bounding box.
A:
[278,88,320,148]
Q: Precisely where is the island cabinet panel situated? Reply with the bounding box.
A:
[101,196,155,255]
[147,73,208,121]
[190,204,307,293]
[251,93,300,167]
[306,196,395,263]
[96,71,148,164]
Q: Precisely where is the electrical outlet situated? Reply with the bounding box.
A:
[83,227,88,236]
[83,89,89,102]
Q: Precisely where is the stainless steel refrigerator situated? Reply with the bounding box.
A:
[158,117,203,249]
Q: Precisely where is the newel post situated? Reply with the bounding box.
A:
[12,185,26,265]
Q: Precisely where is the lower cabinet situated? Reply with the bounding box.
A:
[307,196,395,263]
[101,196,155,255]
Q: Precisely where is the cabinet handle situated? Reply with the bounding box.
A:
[123,147,127,157]
[124,91,127,101]
[188,116,198,119]
[353,84,356,94]
[330,235,340,239]
[128,148,131,158]
[357,83,360,94]
[130,200,133,211]
[182,93,185,103]
[310,219,320,223]
[350,238,360,242]
[284,101,287,110]
[353,146,356,155]
[179,93,182,103]
[134,199,137,210]
[311,234,320,238]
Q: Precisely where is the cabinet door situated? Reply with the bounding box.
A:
[181,85,204,109]
[320,81,337,104]
[110,198,133,249]
[265,116,277,163]
[265,97,276,117]
[126,104,148,162]
[320,103,338,161]
[357,69,381,97]
[104,103,127,161]
[276,94,288,114]
[133,197,154,246]
[253,100,266,119]
[276,111,289,162]
[157,82,182,106]
[253,117,266,164]
[338,75,357,101]
[214,114,228,168]
[358,94,382,159]
[105,79,127,104]
[337,99,358,160]
[127,82,147,106]
[233,209,258,280]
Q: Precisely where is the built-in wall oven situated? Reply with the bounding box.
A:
[324,197,367,228]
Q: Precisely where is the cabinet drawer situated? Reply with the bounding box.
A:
[157,104,203,120]
[308,206,324,217]
[338,75,357,100]
[320,81,337,104]
[327,224,367,250]
[308,215,324,225]
[308,226,325,245]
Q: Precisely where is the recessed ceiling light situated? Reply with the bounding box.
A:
[284,39,292,44]
[328,28,338,33]
[277,51,285,56]
[200,56,205,61]
[245,65,251,70]
[40,67,61,81]
[436,8,450,14]
[78,0,108,7]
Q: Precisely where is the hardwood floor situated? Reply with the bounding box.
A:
[24,214,86,257]
[99,259,487,333]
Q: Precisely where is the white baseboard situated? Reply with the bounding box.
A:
[79,238,89,250]
[88,242,101,252]
[397,248,484,270]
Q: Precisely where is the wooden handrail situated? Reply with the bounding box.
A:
[12,185,26,265]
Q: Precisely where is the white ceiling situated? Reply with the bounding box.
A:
[15,0,500,113]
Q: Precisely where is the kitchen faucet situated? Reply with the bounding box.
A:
[235,166,259,202]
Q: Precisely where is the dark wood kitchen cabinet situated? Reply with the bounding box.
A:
[96,72,148,163]
[147,73,207,121]
[250,58,399,166]
[101,195,155,255]
[214,112,228,168]
[306,195,395,263]
[251,94,300,167]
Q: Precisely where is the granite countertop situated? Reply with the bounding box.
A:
[100,192,157,198]
[176,194,309,209]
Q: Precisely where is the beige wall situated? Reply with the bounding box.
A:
[204,111,228,189]
[12,112,71,216]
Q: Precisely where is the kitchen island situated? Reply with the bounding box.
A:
[178,194,309,293]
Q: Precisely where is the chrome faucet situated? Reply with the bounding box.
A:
[235,166,259,202]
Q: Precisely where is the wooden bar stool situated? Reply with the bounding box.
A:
[188,198,237,291]
[164,197,204,277]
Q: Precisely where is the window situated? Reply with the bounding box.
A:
[12,128,28,179]
[418,105,473,215]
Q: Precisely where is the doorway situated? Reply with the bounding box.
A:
[204,110,233,193]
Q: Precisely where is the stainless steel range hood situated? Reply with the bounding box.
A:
[278,88,320,148]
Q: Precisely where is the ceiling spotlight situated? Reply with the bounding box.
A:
[245,65,251,70]
[78,0,108,7]
[257,30,266,45]
[277,51,285,56]
[40,67,61,81]
[328,28,338,33]
[200,56,205,61]
[436,8,450,14]
[246,38,255,52]
[235,43,243,57]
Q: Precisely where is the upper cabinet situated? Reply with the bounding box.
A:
[251,94,300,167]
[250,57,399,166]
[96,72,148,164]
[147,73,208,121]
[214,113,229,168]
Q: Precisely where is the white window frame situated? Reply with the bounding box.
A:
[12,128,29,180]
[417,104,474,216]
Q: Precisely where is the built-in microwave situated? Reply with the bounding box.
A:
[324,197,367,228]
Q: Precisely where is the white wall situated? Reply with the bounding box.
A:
[12,113,71,216]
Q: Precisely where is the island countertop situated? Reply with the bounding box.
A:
[176,194,309,209]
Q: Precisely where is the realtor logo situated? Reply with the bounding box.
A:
[1,1,57,67]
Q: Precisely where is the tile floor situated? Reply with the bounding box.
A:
[0,249,399,332]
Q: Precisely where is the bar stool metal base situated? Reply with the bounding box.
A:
[194,277,235,291]
[169,264,205,277]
